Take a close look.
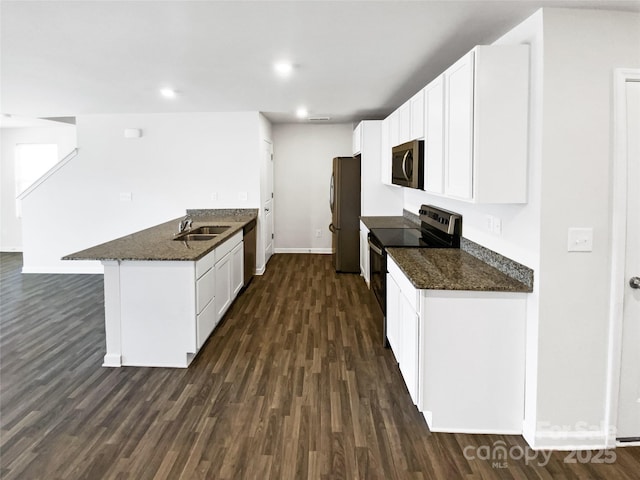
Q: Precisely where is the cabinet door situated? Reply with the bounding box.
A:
[400,293,420,405]
[398,100,411,144]
[444,50,474,200]
[389,110,400,149]
[359,227,370,287]
[231,241,244,297]
[353,122,362,155]
[215,252,232,321]
[196,298,216,349]
[410,89,425,140]
[424,76,445,194]
[380,116,392,185]
[386,273,401,356]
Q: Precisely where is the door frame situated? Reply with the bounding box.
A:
[605,68,640,448]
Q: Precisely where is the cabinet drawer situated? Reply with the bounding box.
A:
[387,255,419,311]
[196,249,216,279]
[196,298,216,349]
[215,230,243,261]
[196,267,215,314]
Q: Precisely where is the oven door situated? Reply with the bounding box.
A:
[368,234,386,314]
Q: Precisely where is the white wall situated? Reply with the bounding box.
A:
[0,125,77,251]
[21,112,263,273]
[404,8,640,449]
[533,9,640,449]
[272,123,352,252]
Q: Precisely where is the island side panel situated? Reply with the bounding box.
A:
[102,261,123,367]
[419,290,526,434]
[119,261,196,368]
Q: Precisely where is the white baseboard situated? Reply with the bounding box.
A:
[22,265,104,274]
[0,246,23,252]
[103,354,122,367]
[274,248,332,254]
[526,430,608,451]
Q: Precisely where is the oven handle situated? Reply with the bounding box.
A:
[368,239,383,256]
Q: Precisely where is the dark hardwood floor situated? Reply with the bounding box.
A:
[1,252,638,479]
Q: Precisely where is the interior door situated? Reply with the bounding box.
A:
[263,141,274,265]
[617,80,640,441]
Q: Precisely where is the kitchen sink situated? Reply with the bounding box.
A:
[173,225,231,242]
[173,233,218,242]
[190,226,230,235]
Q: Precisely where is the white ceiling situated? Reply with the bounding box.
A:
[2,0,639,124]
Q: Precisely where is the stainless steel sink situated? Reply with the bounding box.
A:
[190,226,230,235]
[173,233,218,241]
[173,225,231,241]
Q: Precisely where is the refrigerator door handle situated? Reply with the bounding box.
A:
[329,223,337,233]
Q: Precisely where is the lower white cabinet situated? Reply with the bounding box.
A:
[359,221,370,287]
[386,255,526,434]
[215,231,244,321]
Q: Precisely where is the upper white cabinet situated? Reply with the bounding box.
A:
[410,89,425,141]
[352,122,362,155]
[423,76,445,194]
[358,121,403,213]
[442,45,529,203]
[398,99,412,144]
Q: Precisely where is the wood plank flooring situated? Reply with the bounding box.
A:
[1,252,639,479]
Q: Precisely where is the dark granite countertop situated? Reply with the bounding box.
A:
[63,209,258,262]
[387,247,532,292]
[360,216,419,229]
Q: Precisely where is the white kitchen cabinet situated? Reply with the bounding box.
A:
[231,240,244,297]
[359,221,370,287]
[443,45,529,203]
[386,254,526,433]
[386,272,401,355]
[419,290,526,433]
[380,116,392,185]
[387,256,420,405]
[410,89,425,140]
[398,100,412,144]
[215,231,243,322]
[388,109,399,151]
[424,76,445,194]
[358,121,402,214]
[196,252,216,349]
[353,122,362,155]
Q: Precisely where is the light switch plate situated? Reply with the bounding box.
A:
[119,192,132,202]
[568,227,593,252]
[238,191,248,201]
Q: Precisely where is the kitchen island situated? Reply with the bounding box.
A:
[64,209,258,368]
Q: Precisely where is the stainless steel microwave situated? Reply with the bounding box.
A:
[391,140,424,189]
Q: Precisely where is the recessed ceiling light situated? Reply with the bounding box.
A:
[274,62,294,77]
[160,87,177,99]
[296,107,308,119]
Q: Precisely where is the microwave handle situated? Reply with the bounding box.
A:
[401,151,411,181]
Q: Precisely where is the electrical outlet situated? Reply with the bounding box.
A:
[238,191,248,201]
[485,215,493,232]
[211,192,218,201]
[315,229,322,238]
[493,217,502,235]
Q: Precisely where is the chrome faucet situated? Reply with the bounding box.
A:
[177,215,192,234]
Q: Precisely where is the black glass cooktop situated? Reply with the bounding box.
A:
[369,228,432,247]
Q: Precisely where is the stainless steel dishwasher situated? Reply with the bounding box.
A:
[243,219,257,287]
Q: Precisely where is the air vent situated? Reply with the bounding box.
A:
[308,116,331,122]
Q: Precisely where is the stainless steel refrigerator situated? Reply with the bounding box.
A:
[329,156,361,273]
